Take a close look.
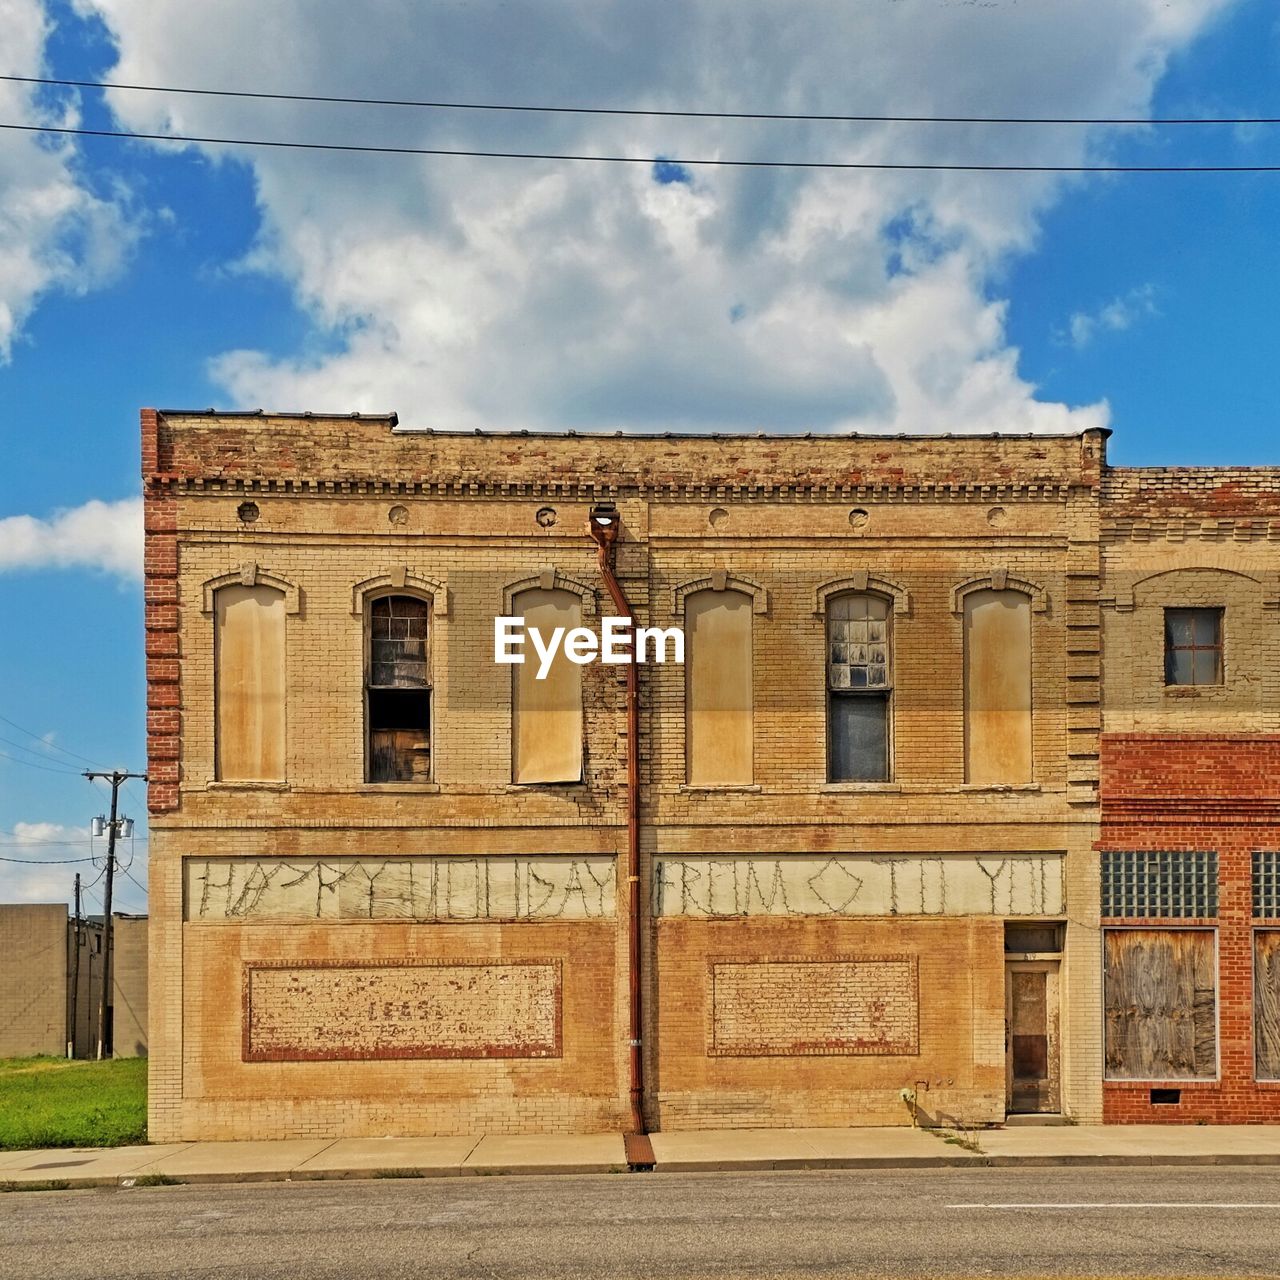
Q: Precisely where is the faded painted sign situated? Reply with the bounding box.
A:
[710,957,919,1057]
[185,856,616,921]
[654,854,1064,918]
[243,960,561,1060]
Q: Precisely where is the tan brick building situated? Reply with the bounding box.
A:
[144,409,1115,1141]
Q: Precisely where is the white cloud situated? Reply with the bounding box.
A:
[0,0,139,360]
[1064,284,1161,349]
[78,0,1233,432]
[0,823,148,913]
[0,496,142,579]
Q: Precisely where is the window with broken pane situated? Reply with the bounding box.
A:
[1164,607,1223,686]
[826,592,891,782]
[366,595,431,782]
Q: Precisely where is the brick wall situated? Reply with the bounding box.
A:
[1101,737,1280,1123]
[145,411,1104,1139]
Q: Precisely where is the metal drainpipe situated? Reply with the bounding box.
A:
[587,502,653,1167]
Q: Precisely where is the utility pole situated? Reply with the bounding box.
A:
[68,872,81,1059]
[85,769,146,1061]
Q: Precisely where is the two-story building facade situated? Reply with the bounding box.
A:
[142,407,1274,1140]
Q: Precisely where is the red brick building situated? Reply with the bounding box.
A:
[1100,470,1280,1123]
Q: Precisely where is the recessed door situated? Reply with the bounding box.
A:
[1006,961,1060,1114]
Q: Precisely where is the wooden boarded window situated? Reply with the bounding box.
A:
[685,589,753,785]
[963,588,1032,785]
[1104,929,1217,1080]
[826,593,892,782]
[1255,932,1280,1081]
[512,588,583,784]
[214,584,286,782]
[366,595,431,783]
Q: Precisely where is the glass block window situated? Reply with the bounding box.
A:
[1102,850,1218,919]
[1164,607,1223,686]
[1254,851,1280,919]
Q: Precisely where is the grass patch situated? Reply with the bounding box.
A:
[132,1172,181,1187]
[0,1058,146,1151]
[373,1168,425,1179]
[1,1179,72,1193]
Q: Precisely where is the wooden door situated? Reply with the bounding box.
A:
[1006,962,1060,1114]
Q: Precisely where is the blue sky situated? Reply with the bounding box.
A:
[1,0,1277,908]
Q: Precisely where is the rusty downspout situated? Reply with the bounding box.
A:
[587,503,653,1167]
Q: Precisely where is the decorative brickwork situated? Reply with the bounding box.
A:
[708,957,918,1057]
[243,959,561,1061]
[145,410,1106,1140]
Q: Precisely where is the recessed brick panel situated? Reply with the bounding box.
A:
[708,956,919,1057]
[243,959,561,1061]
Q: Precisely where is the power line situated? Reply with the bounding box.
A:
[120,865,148,894]
[0,734,86,771]
[2,73,1277,126]
[0,749,84,775]
[4,121,1279,172]
[0,854,98,864]
[0,712,109,769]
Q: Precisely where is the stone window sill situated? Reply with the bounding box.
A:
[360,782,441,794]
[504,782,589,793]
[819,782,902,793]
[679,784,763,794]
[203,780,288,792]
[959,783,1042,793]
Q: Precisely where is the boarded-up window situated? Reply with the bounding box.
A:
[1255,932,1280,1081]
[964,588,1032,785]
[1104,929,1217,1080]
[512,588,582,784]
[827,593,891,782]
[685,590,752,785]
[214,584,286,782]
[366,595,431,783]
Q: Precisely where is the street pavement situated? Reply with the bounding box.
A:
[2,1166,1280,1278]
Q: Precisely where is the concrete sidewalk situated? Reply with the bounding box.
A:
[3,1125,1280,1191]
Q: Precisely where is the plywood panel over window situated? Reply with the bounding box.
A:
[512,588,582,784]
[1104,929,1217,1081]
[214,584,285,782]
[964,588,1032,784]
[1255,931,1280,1081]
[685,589,752,785]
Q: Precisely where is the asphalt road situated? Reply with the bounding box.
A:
[3,1167,1280,1279]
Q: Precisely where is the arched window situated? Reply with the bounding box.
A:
[685,588,753,785]
[214,584,286,782]
[963,588,1032,784]
[366,595,432,782]
[826,592,892,782]
[512,587,583,784]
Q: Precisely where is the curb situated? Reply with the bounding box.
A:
[7,1152,1280,1192]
